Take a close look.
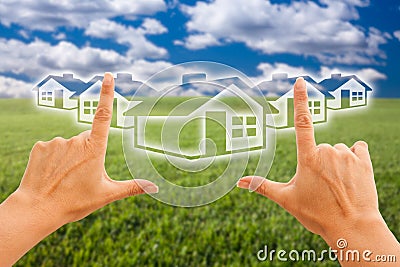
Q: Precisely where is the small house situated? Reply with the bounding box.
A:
[263,74,332,129]
[33,74,87,109]
[78,73,143,128]
[319,74,373,109]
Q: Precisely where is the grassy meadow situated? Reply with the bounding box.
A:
[0,98,399,266]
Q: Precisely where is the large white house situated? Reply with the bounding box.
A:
[125,75,268,158]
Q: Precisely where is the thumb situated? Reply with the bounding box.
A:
[237,176,288,206]
[107,179,159,202]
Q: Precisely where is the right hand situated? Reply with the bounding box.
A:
[238,77,381,238]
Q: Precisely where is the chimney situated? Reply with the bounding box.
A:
[116,73,132,81]
[182,73,207,84]
[272,73,288,81]
[62,73,73,79]
[331,73,341,79]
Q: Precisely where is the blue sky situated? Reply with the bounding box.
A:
[0,0,399,97]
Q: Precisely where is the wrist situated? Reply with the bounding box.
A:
[321,210,389,248]
[10,189,66,234]
[0,190,66,266]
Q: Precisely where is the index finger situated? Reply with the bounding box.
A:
[90,72,115,147]
[293,77,316,159]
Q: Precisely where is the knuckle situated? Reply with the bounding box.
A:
[317,143,334,154]
[84,137,98,156]
[128,182,142,196]
[295,90,308,102]
[33,141,47,151]
[355,140,368,148]
[301,151,316,164]
[295,113,313,129]
[51,137,66,145]
[257,182,267,196]
[94,107,112,122]
[334,143,347,150]
[346,153,358,163]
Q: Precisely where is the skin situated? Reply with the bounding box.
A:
[0,73,158,267]
[238,78,400,266]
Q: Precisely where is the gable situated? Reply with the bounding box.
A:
[335,78,365,92]
[80,80,130,102]
[125,84,263,117]
[190,85,262,116]
[281,82,325,99]
[81,81,102,97]
[39,78,70,93]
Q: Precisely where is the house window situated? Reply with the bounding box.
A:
[231,115,257,138]
[83,100,98,115]
[41,91,53,101]
[308,100,321,115]
[351,91,363,101]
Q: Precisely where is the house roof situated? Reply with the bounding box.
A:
[125,97,210,116]
[33,73,155,98]
[256,75,333,98]
[211,76,252,91]
[125,76,267,116]
[33,74,88,95]
[318,75,373,92]
[86,75,155,98]
[87,75,150,97]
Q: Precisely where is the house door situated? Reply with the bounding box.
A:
[287,98,295,127]
[111,98,118,127]
[341,90,350,108]
[205,111,226,156]
[54,90,63,108]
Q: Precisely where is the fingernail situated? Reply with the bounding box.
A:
[103,72,113,86]
[135,179,159,194]
[237,179,250,189]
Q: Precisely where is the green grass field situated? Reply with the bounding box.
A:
[0,98,399,266]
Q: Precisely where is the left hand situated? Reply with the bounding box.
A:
[17,72,158,224]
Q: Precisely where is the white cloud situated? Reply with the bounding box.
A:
[0,38,171,82]
[175,33,221,50]
[0,38,126,78]
[179,0,389,65]
[141,18,168,35]
[52,32,66,40]
[251,62,386,92]
[85,19,168,59]
[123,59,172,82]
[18,30,30,39]
[0,0,167,31]
[0,75,33,98]
[320,0,370,7]
[318,66,386,84]
[252,63,307,83]
[394,30,400,42]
